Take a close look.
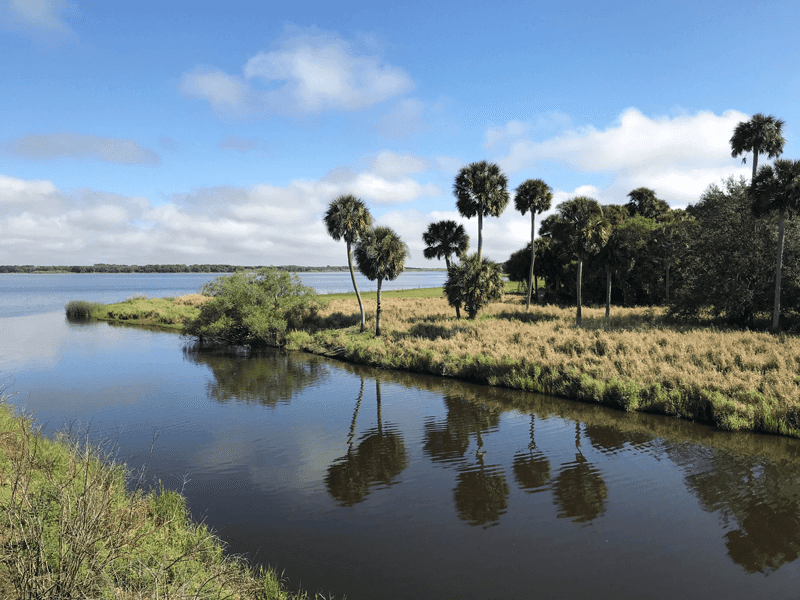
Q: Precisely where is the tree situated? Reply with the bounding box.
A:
[557,197,610,326]
[324,195,373,332]
[443,253,504,319]
[422,220,469,319]
[514,178,553,310]
[184,268,318,347]
[453,161,510,260]
[750,159,800,330]
[626,187,671,220]
[354,226,409,336]
[671,177,800,325]
[730,113,786,180]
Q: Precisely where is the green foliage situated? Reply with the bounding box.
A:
[453,161,510,258]
[444,253,504,319]
[730,113,786,179]
[64,300,102,319]
[672,177,800,325]
[422,219,469,267]
[185,268,318,347]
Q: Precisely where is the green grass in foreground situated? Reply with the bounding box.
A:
[0,400,321,600]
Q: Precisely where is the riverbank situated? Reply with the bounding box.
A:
[72,289,800,438]
[0,400,311,599]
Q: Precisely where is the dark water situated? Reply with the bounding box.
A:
[0,271,448,318]
[1,272,800,599]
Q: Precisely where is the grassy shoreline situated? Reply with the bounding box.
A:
[69,287,800,438]
[0,401,314,599]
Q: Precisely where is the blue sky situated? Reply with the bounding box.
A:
[1,0,798,267]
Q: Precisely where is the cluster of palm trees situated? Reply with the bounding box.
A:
[325,112,799,333]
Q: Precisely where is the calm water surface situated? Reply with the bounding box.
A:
[1,277,800,599]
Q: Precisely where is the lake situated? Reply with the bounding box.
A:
[1,275,800,599]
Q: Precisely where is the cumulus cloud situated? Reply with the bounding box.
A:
[7,133,160,165]
[1,0,75,38]
[496,108,751,206]
[181,28,413,116]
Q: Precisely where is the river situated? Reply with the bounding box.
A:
[1,274,799,599]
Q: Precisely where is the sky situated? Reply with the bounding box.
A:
[1,0,799,268]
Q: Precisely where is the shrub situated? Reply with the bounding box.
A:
[185,268,318,347]
[64,300,101,320]
[444,253,504,319]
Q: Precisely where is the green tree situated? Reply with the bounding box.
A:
[324,195,373,332]
[557,197,610,326]
[626,187,671,220]
[422,220,469,319]
[185,268,318,346]
[443,253,504,319]
[750,159,800,330]
[354,226,409,336]
[514,178,553,310]
[453,161,510,260]
[730,113,786,180]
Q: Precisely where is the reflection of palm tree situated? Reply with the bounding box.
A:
[453,451,510,528]
[553,423,608,523]
[512,414,551,494]
[423,395,501,464]
[325,377,408,506]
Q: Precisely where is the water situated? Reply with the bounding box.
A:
[0,271,448,318]
[2,277,800,599]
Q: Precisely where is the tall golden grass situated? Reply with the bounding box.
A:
[291,296,800,437]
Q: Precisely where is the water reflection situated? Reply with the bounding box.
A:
[454,454,510,528]
[512,414,551,494]
[325,378,409,506]
[423,394,501,464]
[552,423,608,523]
[184,345,327,406]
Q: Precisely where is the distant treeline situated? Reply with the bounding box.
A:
[0,264,441,274]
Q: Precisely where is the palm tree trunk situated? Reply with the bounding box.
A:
[605,266,611,318]
[347,242,366,332]
[375,277,383,336]
[446,257,461,319]
[576,256,583,326]
[477,212,483,260]
[526,214,535,311]
[752,144,760,180]
[347,377,365,447]
[376,378,383,435]
[773,209,786,330]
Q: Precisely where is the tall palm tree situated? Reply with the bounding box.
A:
[453,161,510,260]
[514,178,553,310]
[324,195,373,332]
[750,159,800,330]
[626,187,671,220]
[557,196,610,326]
[354,226,409,336]
[423,220,469,318]
[730,114,786,180]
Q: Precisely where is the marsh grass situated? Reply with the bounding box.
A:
[65,300,102,320]
[82,296,206,330]
[0,400,323,599]
[289,296,800,437]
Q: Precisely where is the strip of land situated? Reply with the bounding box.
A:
[75,285,800,439]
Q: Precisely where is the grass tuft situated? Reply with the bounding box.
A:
[65,300,102,320]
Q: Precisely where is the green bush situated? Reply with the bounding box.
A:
[185,268,318,347]
[64,300,101,319]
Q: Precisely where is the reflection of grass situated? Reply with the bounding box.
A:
[0,400,313,599]
[288,297,800,438]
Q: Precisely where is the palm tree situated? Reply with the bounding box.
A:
[354,226,409,336]
[423,220,469,318]
[324,195,373,332]
[443,253,504,319]
[453,161,510,259]
[557,197,610,326]
[626,187,671,220]
[514,178,553,310]
[750,159,800,330]
[730,114,786,180]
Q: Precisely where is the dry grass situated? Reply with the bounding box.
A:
[173,294,210,307]
[290,295,800,437]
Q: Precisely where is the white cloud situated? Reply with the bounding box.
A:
[376,98,427,138]
[181,29,413,116]
[369,151,431,180]
[1,0,75,37]
[7,133,160,165]
[497,108,751,207]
